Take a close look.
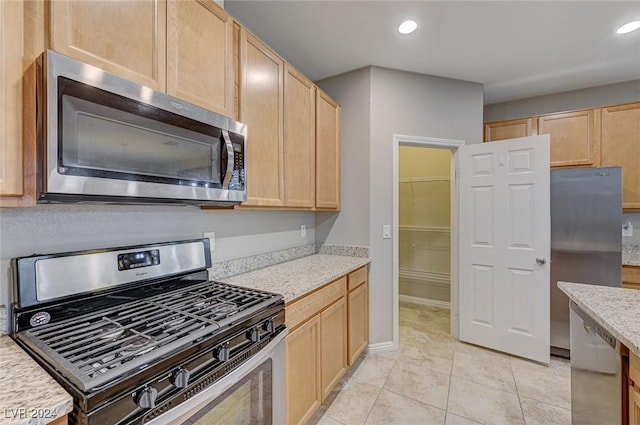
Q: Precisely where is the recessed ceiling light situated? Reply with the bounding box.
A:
[398,20,418,35]
[616,20,640,35]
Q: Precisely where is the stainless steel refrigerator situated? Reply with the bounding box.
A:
[550,166,622,357]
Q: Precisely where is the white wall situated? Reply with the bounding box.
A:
[484,79,640,122]
[315,67,371,247]
[0,206,314,308]
[318,66,483,345]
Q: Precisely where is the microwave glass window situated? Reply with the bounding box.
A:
[58,77,224,187]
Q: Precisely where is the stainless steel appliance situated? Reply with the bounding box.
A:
[35,50,247,206]
[11,239,286,425]
[550,167,622,357]
[570,301,621,424]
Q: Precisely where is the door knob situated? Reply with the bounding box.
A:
[536,257,547,265]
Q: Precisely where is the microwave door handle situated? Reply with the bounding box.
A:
[221,130,234,189]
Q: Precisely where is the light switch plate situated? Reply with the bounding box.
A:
[382,224,391,239]
[623,222,633,237]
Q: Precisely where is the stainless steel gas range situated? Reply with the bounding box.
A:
[10,239,287,425]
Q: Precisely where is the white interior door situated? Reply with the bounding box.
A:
[458,135,550,364]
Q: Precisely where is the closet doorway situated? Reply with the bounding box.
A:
[392,135,464,349]
[398,146,451,307]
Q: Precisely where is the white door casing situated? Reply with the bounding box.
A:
[458,135,550,364]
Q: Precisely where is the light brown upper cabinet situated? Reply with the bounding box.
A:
[284,65,316,208]
[316,89,341,210]
[538,109,599,167]
[485,109,600,168]
[0,0,28,205]
[166,0,234,117]
[238,29,285,207]
[601,102,640,210]
[50,0,167,90]
[484,118,536,142]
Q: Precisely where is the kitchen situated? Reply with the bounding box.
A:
[1,1,640,425]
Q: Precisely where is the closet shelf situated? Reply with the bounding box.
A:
[399,176,450,183]
[399,268,450,285]
[399,225,450,233]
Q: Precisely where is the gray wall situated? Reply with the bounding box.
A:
[318,66,483,345]
[0,206,315,310]
[484,79,640,122]
[315,67,371,247]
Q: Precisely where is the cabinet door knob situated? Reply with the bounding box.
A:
[536,257,547,265]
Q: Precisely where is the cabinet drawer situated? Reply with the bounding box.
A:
[286,277,346,331]
[623,266,640,285]
[348,266,368,291]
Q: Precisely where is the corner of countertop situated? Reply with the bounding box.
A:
[0,336,73,425]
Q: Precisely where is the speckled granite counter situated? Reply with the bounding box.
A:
[0,336,72,425]
[221,254,371,303]
[623,244,640,266]
[558,281,640,357]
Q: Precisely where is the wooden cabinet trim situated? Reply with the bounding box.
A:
[285,277,347,331]
[632,352,640,389]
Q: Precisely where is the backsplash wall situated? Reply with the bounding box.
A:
[0,205,315,318]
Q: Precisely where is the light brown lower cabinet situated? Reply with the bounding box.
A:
[49,416,68,425]
[320,297,347,400]
[285,266,368,425]
[630,385,640,425]
[623,266,640,290]
[286,315,321,425]
[347,266,369,365]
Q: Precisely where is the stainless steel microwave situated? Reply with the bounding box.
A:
[35,50,247,206]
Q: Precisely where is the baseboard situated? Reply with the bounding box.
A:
[399,294,450,309]
[366,341,397,354]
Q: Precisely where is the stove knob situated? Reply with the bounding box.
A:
[262,319,275,333]
[172,368,190,389]
[135,386,158,409]
[247,327,260,343]
[215,345,230,361]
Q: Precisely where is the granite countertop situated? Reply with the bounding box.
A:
[623,244,640,266]
[221,254,371,303]
[0,336,72,425]
[558,281,640,357]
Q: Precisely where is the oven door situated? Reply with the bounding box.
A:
[146,330,286,425]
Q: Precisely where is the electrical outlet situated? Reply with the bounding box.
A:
[300,225,306,238]
[203,231,215,250]
[623,222,633,237]
[382,224,391,239]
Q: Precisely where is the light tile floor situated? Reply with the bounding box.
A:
[309,301,571,425]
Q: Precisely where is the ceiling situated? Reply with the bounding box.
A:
[225,1,640,104]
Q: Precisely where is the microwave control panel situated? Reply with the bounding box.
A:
[229,133,245,191]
